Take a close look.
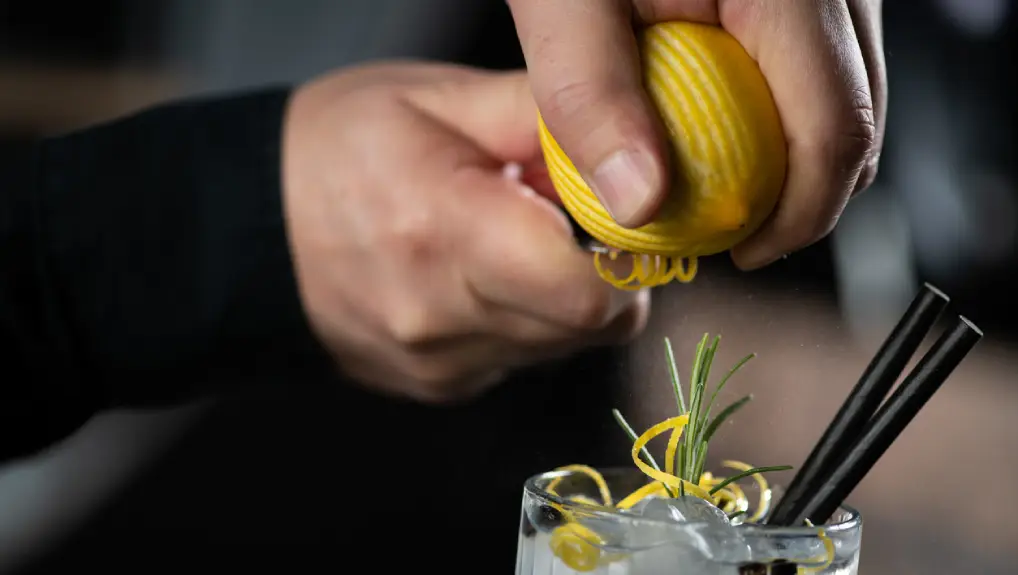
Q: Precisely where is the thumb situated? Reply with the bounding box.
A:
[509,0,670,229]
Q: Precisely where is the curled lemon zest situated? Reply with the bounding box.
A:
[593,252,699,290]
[796,519,835,574]
[662,416,685,495]
[567,495,603,507]
[547,464,613,507]
[549,522,605,573]
[701,471,749,515]
[630,415,714,501]
[723,460,772,523]
[538,332,835,571]
[717,487,746,514]
[673,257,697,282]
[544,451,835,572]
[616,481,670,510]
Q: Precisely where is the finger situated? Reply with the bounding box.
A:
[404,68,543,164]
[847,0,887,194]
[590,286,651,345]
[630,0,720,24]
[457,170,642,332]
[726,0,876,270]
[518,158,560,205]
[407,68,561,204]
[507,0,669,228]
[483,283,650,348]
[343,336,508,405]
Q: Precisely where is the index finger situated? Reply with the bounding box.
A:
[458,170,641,332]
[507,0,669,228]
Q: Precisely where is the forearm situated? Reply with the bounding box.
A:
[0,88,333,459]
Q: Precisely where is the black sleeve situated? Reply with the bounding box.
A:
[0,88,334,461]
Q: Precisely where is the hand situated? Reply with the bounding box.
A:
[508,0,886,269]
[282,63,649,404]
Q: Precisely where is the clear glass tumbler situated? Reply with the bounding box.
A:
[516,468,862,575]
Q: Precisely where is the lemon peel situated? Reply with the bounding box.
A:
[538,21,787,289]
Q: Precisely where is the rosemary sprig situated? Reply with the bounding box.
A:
[679,333,717,483]
[708,465,793,495]
[699,394,753,447]
[612,408,660,471]
[634,333,793,504]
[664,337,686,414]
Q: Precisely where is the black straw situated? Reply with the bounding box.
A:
[767,283,950,526]
[792,315,982,525]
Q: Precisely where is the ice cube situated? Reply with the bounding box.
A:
[637,496,732,526]
[736,531,837,567]
[621,495,664,515]
[625,497,757,572]
[625,520,719,574]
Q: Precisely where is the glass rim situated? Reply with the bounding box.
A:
[524,468,862,537]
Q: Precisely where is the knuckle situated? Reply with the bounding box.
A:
[386,210,441,261]
[806,89,878,172]
[779,201,847,252]
[403,360,484,404]
[385,305,435,346]
[406,357,460,389]
[840,88,879,162]
[542,79,602,126]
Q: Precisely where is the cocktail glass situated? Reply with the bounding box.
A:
[516,467,862,574]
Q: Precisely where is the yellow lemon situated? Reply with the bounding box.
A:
[538,22,787,288]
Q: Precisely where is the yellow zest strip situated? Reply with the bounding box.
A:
[722,460,771,523]
[673,257,698,283]
[567,495,603,507]
[630,415,714,501]
[549,522,606,573]
[662,417,685,496]
[594,252,641,291]
[722,481,748,513]
[544,429,799,570]
[544,465,616,571]
[616,481,670,510]
[796,519,835,574]
[701,470,749,515]
[715,487,744,514]
[593,253,699,290]
[548,465,614,507]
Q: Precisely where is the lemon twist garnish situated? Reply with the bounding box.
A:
[632,415,714,501]
[538,21,787,290]
[538,335,836,571]
[723,460,772,522]
[545,458,834,572]
[796,519,836,574]
[548,522,605,573]
[546,465,613,507]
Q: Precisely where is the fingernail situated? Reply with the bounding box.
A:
[591,149,658,227]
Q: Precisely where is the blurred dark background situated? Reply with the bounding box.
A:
[1,0,1016,573]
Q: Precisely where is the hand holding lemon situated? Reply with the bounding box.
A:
[510,0,886,273]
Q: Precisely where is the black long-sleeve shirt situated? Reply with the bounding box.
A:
[0,88,623,571]
[0,87,334,462]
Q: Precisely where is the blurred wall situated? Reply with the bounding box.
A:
[157,0,484,95]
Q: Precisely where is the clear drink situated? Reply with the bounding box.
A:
[516,468,862,575]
